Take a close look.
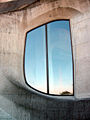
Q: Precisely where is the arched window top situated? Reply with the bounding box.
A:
[24,20,74,96]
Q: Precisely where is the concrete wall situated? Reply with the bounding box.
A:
[0,0,90,119]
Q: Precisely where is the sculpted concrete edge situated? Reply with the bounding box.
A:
[0,0,38,14]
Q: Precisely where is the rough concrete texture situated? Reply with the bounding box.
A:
[0,0,38,14]
[0,108,16,120]
[0,0,90,120]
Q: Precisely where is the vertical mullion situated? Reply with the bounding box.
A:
[45,24,49,94]
[69,20,74,95]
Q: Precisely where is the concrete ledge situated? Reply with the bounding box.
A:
[0,0,38,14]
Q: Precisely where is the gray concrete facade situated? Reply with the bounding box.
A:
[0,0,90,119]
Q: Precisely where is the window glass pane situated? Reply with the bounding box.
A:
[25,25,47,93]
[47,21,73,95]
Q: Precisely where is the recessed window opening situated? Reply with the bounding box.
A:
[24,20,74,96]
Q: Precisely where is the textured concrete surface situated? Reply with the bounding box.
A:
[0,0,90,119]
[0,108,16,120]
[0,0,38,14]
[0,84,90,120]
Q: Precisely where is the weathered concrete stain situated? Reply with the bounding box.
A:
[0,0,90,120]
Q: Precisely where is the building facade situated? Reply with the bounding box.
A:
[0,0,90,119]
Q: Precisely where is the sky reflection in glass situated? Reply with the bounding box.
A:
[47,21,73,95]
[25,20,73,95]
[25,26,47,93]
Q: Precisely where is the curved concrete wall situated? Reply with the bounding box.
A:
[0,0,90,119]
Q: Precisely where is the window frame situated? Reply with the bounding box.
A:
[23,19,74,96]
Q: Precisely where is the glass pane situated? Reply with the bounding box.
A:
[47,21,73,95]
[25,25,47,93]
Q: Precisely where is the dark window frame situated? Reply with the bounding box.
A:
[23,19,74,96]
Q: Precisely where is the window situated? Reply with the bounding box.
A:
[24,20,73,95]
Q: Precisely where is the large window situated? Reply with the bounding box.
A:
[24,20,73,95]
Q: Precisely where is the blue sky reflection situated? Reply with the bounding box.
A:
[25,26,47,93]
[25,20,73,95]
[47,21,73,94]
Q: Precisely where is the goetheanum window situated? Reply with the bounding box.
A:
[24,20,74,95]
